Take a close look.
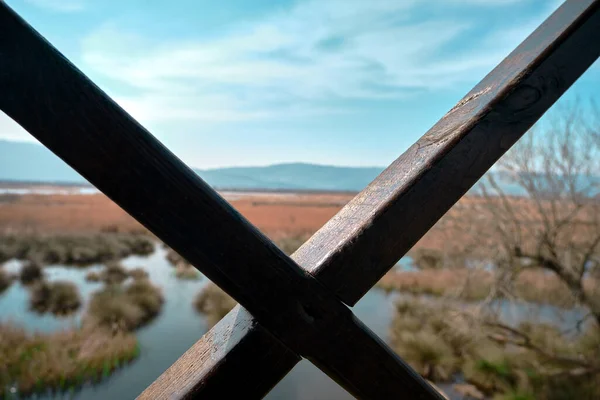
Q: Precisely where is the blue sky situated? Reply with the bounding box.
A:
[1,0,598,169]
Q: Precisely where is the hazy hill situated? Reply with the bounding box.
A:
[0,140,381,191]
[196,163,382,191]
[1,140,597,196]
[0,140,86,183]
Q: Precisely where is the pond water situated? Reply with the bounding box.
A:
[0,247,588,400]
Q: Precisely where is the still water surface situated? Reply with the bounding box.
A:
[0,247,586,399]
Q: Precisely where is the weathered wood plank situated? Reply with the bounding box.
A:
[139,307,300,399]
[138,0,600,398]
[0,3,443,399]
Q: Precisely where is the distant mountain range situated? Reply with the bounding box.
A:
[1,140,597,196]
[197,163,383,191]
[0,140,86,184]
[0,140,381,191]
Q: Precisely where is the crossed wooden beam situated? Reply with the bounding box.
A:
[1,0,599,398]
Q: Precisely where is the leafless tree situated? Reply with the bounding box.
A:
[476,100,600,325]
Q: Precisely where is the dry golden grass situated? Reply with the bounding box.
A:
[390,299,600,399]
[128,267,149,280]
[0,267,13,293]
[0,194,144,234]
[29,280,82,317]
[0,192,595,260]
[390,298,473,381]
[0,232,154,266]
[377,269,493,300]
[87,280,164,331]
[377,268,598,307]
[85,270,101,282]
[194,283,237,328]
[99,263,129,285]
[0,322,138,397]
[0,192,347,239]
[19,262,43,285]
[174,265,201,280]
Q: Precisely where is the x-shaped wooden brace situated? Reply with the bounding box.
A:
[1,0,599,398]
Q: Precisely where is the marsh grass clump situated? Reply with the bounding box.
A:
[0,267,13,293]
[410,248,444,269]
[125,280,164,321]
[128,267,149,280]
[99,262,129,284]
[0,233,154,266]
[19,262,44,285]
[396,331,458,381]
[174,265,201,280]
[460,321,600,399]
[29,280,82,316]
[390,298,471,381]
[117,234,154,257]
[0,322,138,397]
[166,248,185,266]
[87,279,164,331]
[376,268,585,307]
[85,270,101,282]
[462,345,522,395]
[194,283,237,328]
[376,269,493,300]
[165,248,201,280]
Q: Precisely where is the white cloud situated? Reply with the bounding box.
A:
[76,0,556,125]
[23,0,85,12]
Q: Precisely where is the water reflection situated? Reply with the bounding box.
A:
[0,248,587,399]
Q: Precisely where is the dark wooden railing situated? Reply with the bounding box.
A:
[1,0,599,398]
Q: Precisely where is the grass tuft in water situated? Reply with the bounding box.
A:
[87,279,164,331]
[174,265,201,281]
[99,262,129,284]
[0,233,154,266]
[29,280,81,316]
[19,262,44,286]
[128,267,149,280]
[0,267,14,293]
[0,322,138,397]
[194,283,237,328]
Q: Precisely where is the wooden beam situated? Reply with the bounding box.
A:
[139,0,600,397]
[0,3,443,399]
[138,307,300,399]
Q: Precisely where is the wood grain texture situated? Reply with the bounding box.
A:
[0,3,442,400]
[138,1,600,398]
[139,307,300,399]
